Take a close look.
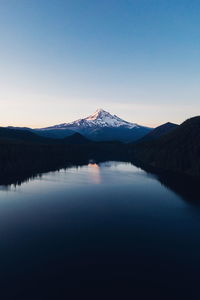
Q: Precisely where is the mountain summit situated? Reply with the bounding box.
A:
[46,108,139,130]
[82,108,138,128]
[40,109,152,142]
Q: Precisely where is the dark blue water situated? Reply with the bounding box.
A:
[0,162,200,299]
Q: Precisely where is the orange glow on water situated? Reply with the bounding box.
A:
[88,163,101,184]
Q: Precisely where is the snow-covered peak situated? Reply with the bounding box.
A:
[76,109,138,129]
[86,108,105,121]
[42,109,139,130]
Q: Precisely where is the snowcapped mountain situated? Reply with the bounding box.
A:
[44,109,139,130]
[39,109,152,142]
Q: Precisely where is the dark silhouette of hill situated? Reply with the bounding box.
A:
[63,132,90,144]
[0,127,52,144]
[139,122,178,142]
[131,116,200,177]
[0,127,91,145]
[8,126,75,139]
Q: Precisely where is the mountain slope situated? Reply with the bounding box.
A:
[39,109,152,142]
[131,116,200,177]
[139,122,178,142]
[35,128,75,139]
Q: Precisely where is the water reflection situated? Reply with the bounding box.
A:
[0,185,12,191]
[0,161,199,204]
[134,164,200,204]
[88,163,102,184]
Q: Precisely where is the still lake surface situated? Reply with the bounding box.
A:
[0,161,200,298]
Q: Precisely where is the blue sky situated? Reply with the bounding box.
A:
[0,0,199,127]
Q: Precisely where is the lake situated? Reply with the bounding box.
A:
[0,161,200,299]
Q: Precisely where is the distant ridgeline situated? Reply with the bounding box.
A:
[0,114,200,179]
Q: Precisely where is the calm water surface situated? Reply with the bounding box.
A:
[0,161,200,299]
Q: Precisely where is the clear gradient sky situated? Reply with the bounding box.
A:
[0,0,199,128]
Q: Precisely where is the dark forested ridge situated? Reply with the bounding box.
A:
[130,116,200,177]
[0,127,88,145]
[0,127,53,143]
[138,122,178,142]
